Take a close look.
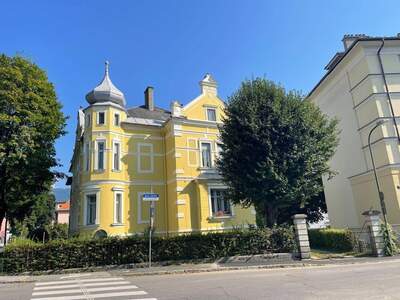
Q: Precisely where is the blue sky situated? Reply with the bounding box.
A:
[1,1,399,188]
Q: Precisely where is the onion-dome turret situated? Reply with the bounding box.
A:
[86,61,126,107]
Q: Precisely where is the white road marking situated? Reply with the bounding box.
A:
[35,277,125,286]
[60,274,93,279]
[31,290,147,300]
[31,276,157,300]
[34,281,131,290]
[32,285,139,296]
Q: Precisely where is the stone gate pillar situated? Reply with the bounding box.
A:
[362,210,384,257]
[292,214,311,259]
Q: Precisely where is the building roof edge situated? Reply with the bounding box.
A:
[307,36,400,100]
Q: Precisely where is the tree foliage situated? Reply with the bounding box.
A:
[0,54,66,227]
[12,192,56,241]
[217,78,338,227]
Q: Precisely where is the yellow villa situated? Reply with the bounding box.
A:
[67,62,255,237]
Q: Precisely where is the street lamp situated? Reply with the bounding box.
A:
[367,119,389,229]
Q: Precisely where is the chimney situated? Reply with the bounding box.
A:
[170,100,182,117]
[144,86,154,111]
[199,73,217,96]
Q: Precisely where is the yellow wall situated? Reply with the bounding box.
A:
[70,86,255,236]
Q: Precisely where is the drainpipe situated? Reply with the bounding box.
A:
[377,38,400,143]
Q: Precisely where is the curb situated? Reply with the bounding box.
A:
[0,279,36,284]
[116,263,314,277]
[116,256,400,277]
[2,256,400,283]
[0,263,311,283]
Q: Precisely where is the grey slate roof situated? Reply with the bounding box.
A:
[127,105,171,121]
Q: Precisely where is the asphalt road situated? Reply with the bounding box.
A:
[2,260,400,300]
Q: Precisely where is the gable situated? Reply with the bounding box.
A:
[182,93,226,122]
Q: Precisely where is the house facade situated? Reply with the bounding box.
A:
[68,62,255,237]
[308,34,400,230]
[55,201,70,224]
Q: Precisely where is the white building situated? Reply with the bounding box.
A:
[308,34,400,230]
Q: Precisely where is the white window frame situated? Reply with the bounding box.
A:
[205,106,217,122]
[187,138,198,167]
[200,141,213,168]
[137,192,150,224]
[114,113,120,126]
[97,111,106,125]
[137,143,154,173]
[208,186,234,218]
[95,139,106,171]
[113,189,124,224]
[83,191,100,226]
[112,139,121,171]
[206,107,217,122]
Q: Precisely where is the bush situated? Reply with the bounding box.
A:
[1,227,296,273]
[308,228,356,252]
[46,223,69,240]
[381,224,399,256]
[7,237,40,247]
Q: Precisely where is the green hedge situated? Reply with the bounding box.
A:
[1,227,296,273]
[308,228,357,252]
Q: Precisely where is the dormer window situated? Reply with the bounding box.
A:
[97,112,105,125]
[206,108,217,122]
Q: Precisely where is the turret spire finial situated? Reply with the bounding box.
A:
[105,60,109,76]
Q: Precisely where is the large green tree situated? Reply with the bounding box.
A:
[217,78,338,227]
[0,54,66,227]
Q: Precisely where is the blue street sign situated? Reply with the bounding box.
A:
[143,193,159,202]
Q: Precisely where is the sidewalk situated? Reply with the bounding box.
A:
[2,255,400,284]
[113,254,400,277]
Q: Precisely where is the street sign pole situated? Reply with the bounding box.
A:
[149,201,155,268]
[142,193,159,269]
